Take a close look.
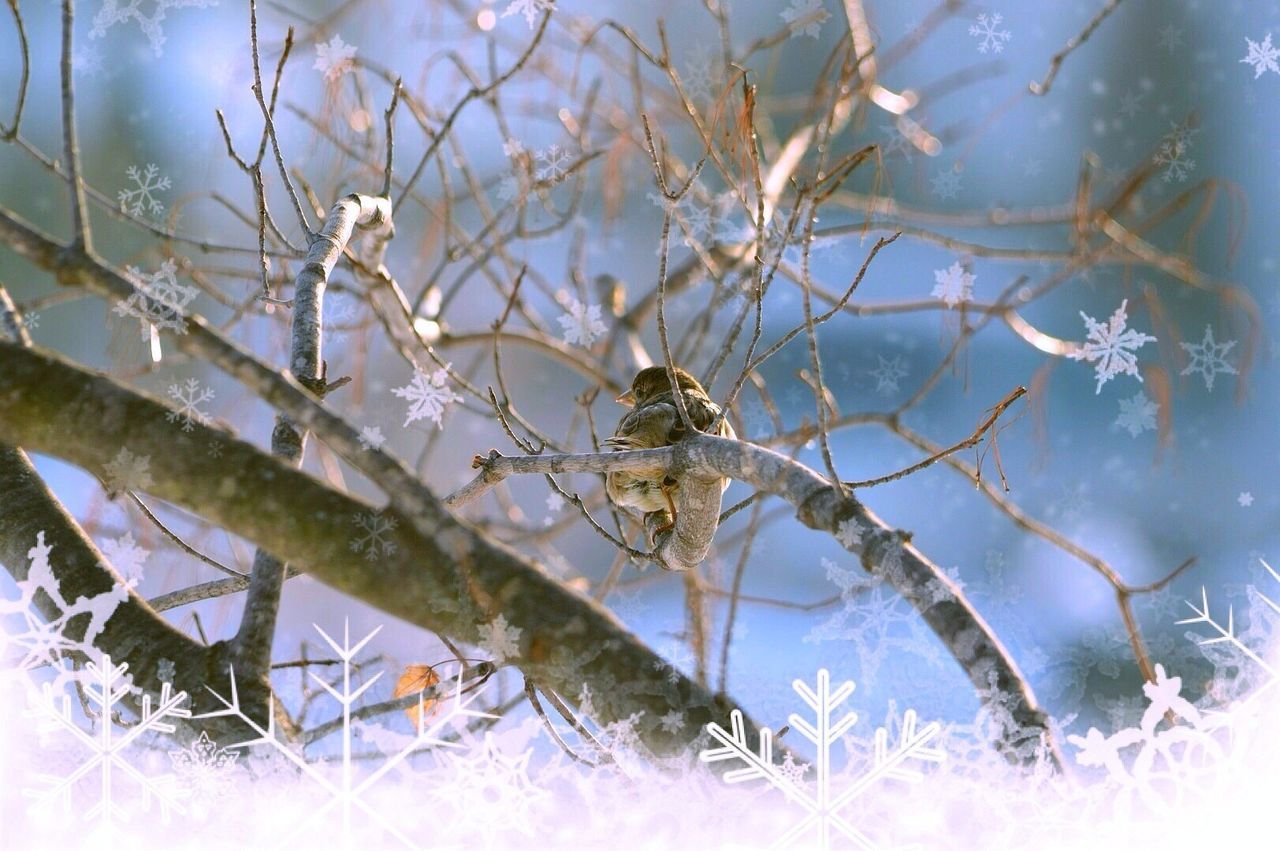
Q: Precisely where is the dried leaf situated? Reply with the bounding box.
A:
[394,663,441,728]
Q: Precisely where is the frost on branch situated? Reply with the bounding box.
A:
[1067,299,1157,394]
[700,668,944,850]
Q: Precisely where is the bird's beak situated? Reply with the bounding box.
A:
[615,389,636,407]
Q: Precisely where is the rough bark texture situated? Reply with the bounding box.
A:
[0,340,756,759]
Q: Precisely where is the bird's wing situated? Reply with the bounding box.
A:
[606,402,679,448]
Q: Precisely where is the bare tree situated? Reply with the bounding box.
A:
[0,0,1252,772]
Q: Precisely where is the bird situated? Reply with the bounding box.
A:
[604,366,735,540]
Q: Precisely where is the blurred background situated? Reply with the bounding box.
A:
[1,0,1276,747]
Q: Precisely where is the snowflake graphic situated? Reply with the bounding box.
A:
[72,43,105,77]
[314,34,357,82]
[1178,559,1279,702]
[169,731,240,818]
[969,13,1012,54]
[118,163,171,218]
[1241,33,1280,78]
[835,518,865,550]
[165,377,214,432]
[536,144,572,183]
[479,614,523,664]
[1067,299,1156,394]
[1158,24,1183,53]
[501,0,554,29]
[101,532,150,583]
[434,733,546,842]
[1067,663,1229,818]
[1153,123,1198,183]
[391,365,463,429]
[780,0,830,40]
[89,0,216,57]
[557,298,607,347]
[869,354,909,395]
[102,447,154,495]
[113,258,198,339]
[701,668,944,850]
[1114,391,1158,437]
[1179,325,1237,392]
[931,260,975,308]
[350,511,398,561]
[196,621,493,848]
[358,425,387,451]
[0,533,131,693]
[929,168,961,200]
[24,656,192,824]
[682,45,718,103]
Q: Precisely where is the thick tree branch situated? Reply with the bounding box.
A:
[0,340,758,760]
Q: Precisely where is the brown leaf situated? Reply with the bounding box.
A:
[394,663,441,728]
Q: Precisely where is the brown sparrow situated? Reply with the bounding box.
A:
[604,366,735,537]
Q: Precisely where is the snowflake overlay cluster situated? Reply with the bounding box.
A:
[89,0,217,57]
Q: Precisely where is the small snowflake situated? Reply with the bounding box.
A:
[102,532,150,583]
[169,731,240,818]
[780,0,830,39]
[870,354,909,395]
[103,447,154,495]
[931,260,975,308]
[658,710,685,734]
[114,258,198,338]
[835,517,865,550]
[503,138,526,158]
[1118,89,1145,119]
[1238,492,1254,507]
[166,377,214,432]
[156,658,176,683]
[118,163,171,218]
[72,43,105,76]
[1158,24,1183,53]
[1068,300,1157,394]
[501,0,554,29]
[358,425,387,452]
[350,511,398,561]
[535,144,571,183]
[1179,325,1237,392]
[545,492,566,513]
[557,298,607,346]
[480,614,522,663]
[1241,33,1280,78]
[1154,123,1198,183]
[89,0,216,57]
[1114,391,1158,437]
[1022,156,1043,177]
[969,13,1012,54]
[314,35,357,82]
[930,168,961,200]
[392,366,463,429]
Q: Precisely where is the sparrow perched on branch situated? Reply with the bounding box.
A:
[604,366,735,537]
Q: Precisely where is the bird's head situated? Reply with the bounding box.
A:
[615,365,706,407]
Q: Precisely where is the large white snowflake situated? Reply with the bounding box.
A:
[1114,391,1158,437]
[313,34,357,82]
[0,532,132,693]
[1178,559,1279,703]
[197,621,493,848]
[969,13,1012,54]
[24,656,192,824]
[931,260,975,307]
[1241,33,1280,78]
[1179,324,1237,392]
[557,298,607,347]
[1067,663,1229,818]
[89,0,216,57]
[434,732,546,842]
[1067,300,1156,394]
[391,366,462,429]
[501,0,554,29]
[701,668,944,849]
[165,377,214,431]
[780,0,830,40]
[118,164,171,218]
[113,258,198,339]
